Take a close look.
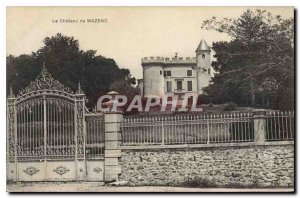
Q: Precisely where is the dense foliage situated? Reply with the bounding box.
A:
[7,33,137,108]
[201,10,294,110]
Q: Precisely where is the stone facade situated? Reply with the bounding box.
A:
[119,144,294,187]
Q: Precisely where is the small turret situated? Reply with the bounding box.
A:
[195,39,212,95]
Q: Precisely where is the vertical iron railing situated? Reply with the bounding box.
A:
[15,96,76,161]
[85,113,105,158]
[121,112,254,145]
[16,98,45,160]
[46,97,76,159]
[266,110,294,141]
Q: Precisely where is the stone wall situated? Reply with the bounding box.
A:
[119,144,294,187]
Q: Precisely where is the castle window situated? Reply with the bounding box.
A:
[166,81,172,93]
[160,70,162,75]
[202,54,205,59]
[187,81,193,91]
[177,81,182,90]
[208,68,211,75]
[164,71,171,77]
[187,70,192,76]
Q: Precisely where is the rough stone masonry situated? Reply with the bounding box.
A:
[119,144,294,188]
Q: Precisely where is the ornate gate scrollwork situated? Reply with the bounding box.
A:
[23,166,40,176]
[53,166,70,175]
[7,64,89,181]
[17,65,74,97]
[7,63,106,182]
[93,167,102,173]
[7,87,16,163]
[12,64,85,162]
[75,83,85,160]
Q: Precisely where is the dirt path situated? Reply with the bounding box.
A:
[7,182,294,192]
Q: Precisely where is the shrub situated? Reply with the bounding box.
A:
[223,102,237,111]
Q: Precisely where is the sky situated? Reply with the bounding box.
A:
[7,6,294,80]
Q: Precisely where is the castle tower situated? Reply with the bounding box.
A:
[141,57,165,97]
[196,39,212,95]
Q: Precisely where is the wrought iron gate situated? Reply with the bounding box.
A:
[7,65,104,182]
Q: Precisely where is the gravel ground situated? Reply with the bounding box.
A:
[6,182,294,192]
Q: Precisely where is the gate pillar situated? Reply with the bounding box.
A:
[75,82,86,180]
[253,109,267,143]
[7,87,17,181]
[103,91,123,182]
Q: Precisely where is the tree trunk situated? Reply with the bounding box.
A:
[250,78,255,105]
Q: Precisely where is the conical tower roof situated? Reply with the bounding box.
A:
[196,39,210,51]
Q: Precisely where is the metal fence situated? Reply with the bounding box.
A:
[85,114,105,158]
[266,111,294,141]
[121,112,254,145]
[121,110,295,146]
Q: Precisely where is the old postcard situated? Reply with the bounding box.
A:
[6,6,294,192]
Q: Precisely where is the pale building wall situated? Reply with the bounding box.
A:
[196,51,212,94]
[143,65,164,97]
[163,66,197,95]
[197,72,212,94]
[196,52,211,70]
[137,79,144,96]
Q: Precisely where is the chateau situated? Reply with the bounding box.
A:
[138,39,212,97]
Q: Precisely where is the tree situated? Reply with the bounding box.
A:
[108,79,140,114]
[7,55,40,95]
[7,33,136,108]
[201,9,294,109]
[109,79,139,99]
